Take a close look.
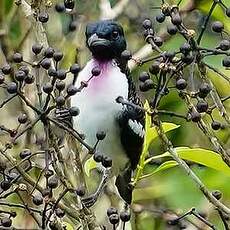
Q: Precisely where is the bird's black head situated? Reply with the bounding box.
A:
[86,20,127,60]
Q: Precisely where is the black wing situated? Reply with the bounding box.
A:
[116,73,145,204]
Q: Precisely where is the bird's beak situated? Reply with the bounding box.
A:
[87,33,110,48]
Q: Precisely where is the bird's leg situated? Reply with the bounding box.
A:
[82,168,111,208]
[55,108,71,121]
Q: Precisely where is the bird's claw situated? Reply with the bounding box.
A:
[81,194,98,208]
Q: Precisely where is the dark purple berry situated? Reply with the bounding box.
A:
[212,21,224,33]
[69,20,78,31]
[139,72,150,82]
[70,64,80,74]
[43,83,53,94]
[32,195,43,205]
[32,44,43,54]
[56,69,67,80]
[167,25,177,35]
[12,53,23,63]
[41,58,51,69]
[48,68,57,77]
[18,113,28,124]
[25,75,35,84]
[76,186,85,197]
[0,180,11,191]
[7,82,17,94]
[176,78,187,90]
[107,207,118,217]
[96,131,106,140]
[91,66,101,76]
[48,176,59,189]
[191,111,201,122]
[102,156,112,168]
[1,217,12,227]
[120,211,131,222]
[19,149,32,159]
[153,36,163,46]
[67,85,78,96]
[19,65,29,75]
[55,96,65,106]
[180,43,191,54]
[109,214,120,225]
[55,3,65,13]
[56,81,65,91]
[198,83,211,98]
[15,70,26,81]
[156,13,165,23]
[93,152,103,162]
[149,62,160,75]
[64,0,75,9]
[196,101,208,113]
[2,64,12,75]
[44,47,55,58]
[69,107,80,116]
[211,121,221,130]
[38,12,49,23]
[53,51,63,62]
[181,53,193,64]
[218,40,230,51]
[222,57,230,67]
[142,19,152,29]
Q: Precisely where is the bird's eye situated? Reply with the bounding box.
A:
[112,31,119,39]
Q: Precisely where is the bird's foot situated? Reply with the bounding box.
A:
[81,194,99,208]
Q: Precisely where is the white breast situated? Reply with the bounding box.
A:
[71,59,129,173]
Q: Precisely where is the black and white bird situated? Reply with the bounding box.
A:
[71,20,145,205]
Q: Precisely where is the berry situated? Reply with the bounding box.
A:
[55,96,65,106]
[32,44,43,54]
[69,20,78,31]
[149,62,160,75]
[211,121,221,130]
[56,81,65,91]
[226,8,230,17]
[53,51,63,62]
[44,47,55,58]
[144,79,154,90]
[107,207,118,217]
[191,111,201,122]
[212,190,222,200]
[91,66,101,76]
[76,186,85,197]
[163,51,175,61]
[55,3,65,13]
[70,64,80,74]
[7,82,17,94]
[64,0,75,9]
[0,74,5,84]
[48,176,59,189]
[18,113,28,124]
[10,130,17,137]
[167,25,177,35]
[38,12,49,23]
[41,58,51,69]
[139,72,150,82]
[212,21,224,33]
[218,40,230,51]
[96,131,106,140]
[176,78,187,90]
[102,156,112,168]
[20,149,32,159]
[55,208,65,218]
[0,180,11,191]
[32,195,43,205]
[139,82,148,92]
[120,211,131,222]
[180,43,191,54]
[67,85,78,96]
[2,64,12,75]
[156,13,165,23]
[15,70,26,81]
[48,68,57,77]
[42,188,51,197]
[109,214,120,225]
[196,101,208,113]
[1,217,12,227]
[142,19,152,29]
[69,107,80,116]
[121,50,132,61]
[19,65,29,75]
[25,75,35,84]
[57,69,67,80]
[181,53,193,64]
[43,83,53,94]
[198,83,211,98]
[222,57,230,67]
[93,152,103,162]
[12,53,23,63]
[153,36,163,46]
[171,13,182,25]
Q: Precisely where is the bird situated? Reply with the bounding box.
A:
[71,20,145,206]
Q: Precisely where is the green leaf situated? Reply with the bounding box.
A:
[141,160,178,180]
[84,156,97,177]
[176,148,230,177]
[63,222,74,230]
